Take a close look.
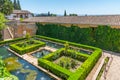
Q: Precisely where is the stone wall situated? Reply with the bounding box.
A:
[3,21,37,40]
[14,22,37,38]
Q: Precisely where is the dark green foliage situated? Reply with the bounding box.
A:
[36,23,120,53]
[13,0,21,10]
[48,11,51,16]
[13,0,17,9]
[64,10,67,16]
[17,0,21,10]
[0,0,13,15]
[10,40,45,55]
[69,14,78,16]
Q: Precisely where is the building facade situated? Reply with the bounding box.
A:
[6,10,33,20]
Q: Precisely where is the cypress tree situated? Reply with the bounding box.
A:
[17,0,21,10]
[48,11,50,16]
[13,0,17,9]
[64,10,67,16]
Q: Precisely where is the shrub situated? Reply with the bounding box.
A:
[38,59,71,79]
[0,38,26,45]
[10,40,45,55]
[36,23,120,53]
[36,35,102,80]
[34,35,97,51]
[38,48,92,80]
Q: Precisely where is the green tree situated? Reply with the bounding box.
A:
[48,11,50,16]
[14,0,16,9]
[51,13,57,16]
[69,14,78,16]
[0,13,7,39]
[13,0,21,10]
[0,0,13,15]
[17,0,21,10]
[0,13,7,30]
[64,10,67,16]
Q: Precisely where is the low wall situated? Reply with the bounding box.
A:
[5,21,37,39]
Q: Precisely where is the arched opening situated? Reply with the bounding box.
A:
[20,15,23,18]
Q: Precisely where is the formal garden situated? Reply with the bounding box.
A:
[0,34,102,80]
[36,35,102,80]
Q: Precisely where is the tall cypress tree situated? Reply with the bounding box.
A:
[13,0,21,10]
[17,0,21,10]
[13,0,17,9]
[64,10,67,16]
[48,11,50,16]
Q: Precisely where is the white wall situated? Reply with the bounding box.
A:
[6,14,16,20]
[7,13,33,20]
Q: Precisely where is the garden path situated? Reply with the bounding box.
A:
[101,51,120,80]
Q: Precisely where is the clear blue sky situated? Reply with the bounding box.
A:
[18,0,120,15]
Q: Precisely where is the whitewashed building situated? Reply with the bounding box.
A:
[7,10,33,20]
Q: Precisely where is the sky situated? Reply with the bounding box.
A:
[17,0,120,15]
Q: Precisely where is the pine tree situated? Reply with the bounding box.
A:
[64,10,67,16]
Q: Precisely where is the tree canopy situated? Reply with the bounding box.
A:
[69,14,78,16]
[0,0,13,15]
[0,0,22,15]
[0,13,7,30]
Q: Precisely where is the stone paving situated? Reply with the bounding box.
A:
[101,51,120,80]
[22,54,38,65]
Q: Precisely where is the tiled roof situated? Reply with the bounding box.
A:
[23,15,120,26]
[13,10,31,14]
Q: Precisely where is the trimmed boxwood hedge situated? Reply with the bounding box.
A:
[38,48,89,79]
[68,49,102,80]
[10,40,45,55]
[36,35,102,80]
[0,37,26,45]
[34,35,98,51]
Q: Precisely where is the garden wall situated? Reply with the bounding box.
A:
[36,23,120,53]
